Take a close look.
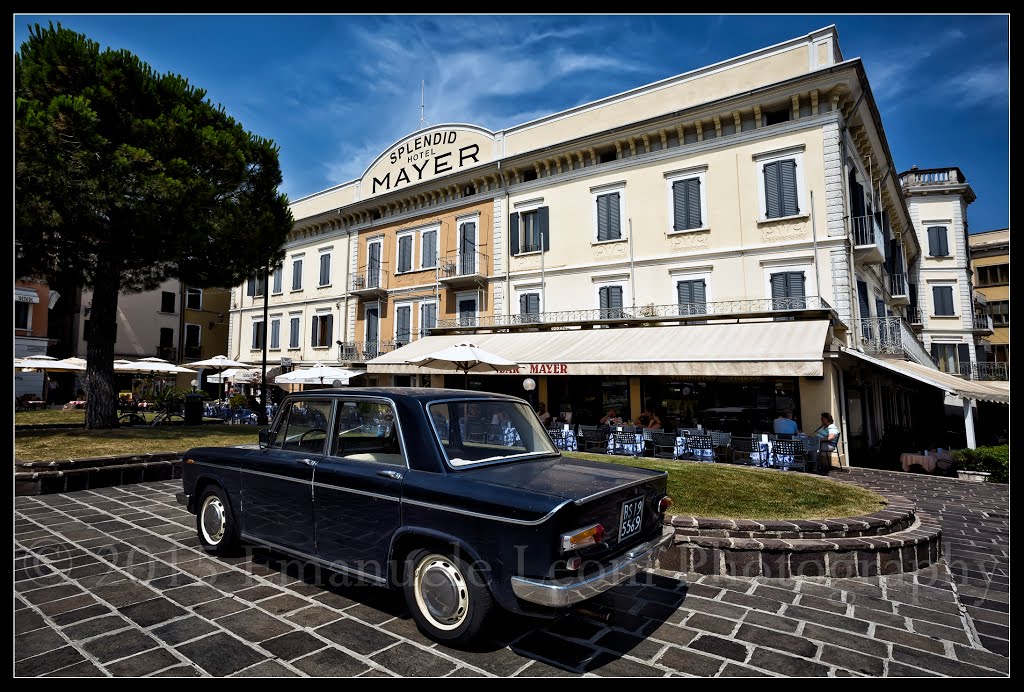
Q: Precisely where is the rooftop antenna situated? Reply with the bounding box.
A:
[419,80,429,130]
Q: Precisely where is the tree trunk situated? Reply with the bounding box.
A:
[85,254,122,429]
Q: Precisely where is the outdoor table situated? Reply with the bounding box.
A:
[26,400,48,410]
[607,431,644,456]
[549,429,578,451]
[900,451,951,473]
[675,435,714,461]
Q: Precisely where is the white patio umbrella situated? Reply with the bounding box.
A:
[275,363,364,387]
[184,355,253,401]
[17,356,85,400]
[409,343,518,388]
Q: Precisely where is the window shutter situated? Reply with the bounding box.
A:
[311,318,317,347]
[608,192,620,239]
[875,299,886,320]
[422,231,435,268]
[938,227,949,256]
[609,286,623,310]
[927,227,938,255]
[763,161,781,218]
[779,159,798,215]
[849,173,865,218]
[325,315,333,344]
[685,178,701,229]
[930,343,939,361]
[788,271,805,298]
[596,194,610,241]
[519,294,528,314]
[770,273,787,301]
[672,181,687,231]
[677,280,692,307]
[599,286,610,311]
[957,343,970,368]
[528,294,540,315]
[509,213,520,255]
[247,278,256,296]
[539,206,550,251]
[692,279,706,313]
[292,260,302,290]
[397,308,410,342]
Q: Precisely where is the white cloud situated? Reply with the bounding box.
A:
[938,64,1009,107]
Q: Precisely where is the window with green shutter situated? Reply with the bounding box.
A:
[596,192,621,241]
[770,271,806,311]
[419,302,436,338]
[598,285,624,319]
[676,279,707,315]
[395,305,411,345]
[927,226,949,257]
[672,178,702,231]
[763,159,799,218]
[519,293,541,322]
[421,230,437,268]
[397,235,413,273]
[932,285,955,316]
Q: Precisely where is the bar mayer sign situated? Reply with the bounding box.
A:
[360,124,497,199]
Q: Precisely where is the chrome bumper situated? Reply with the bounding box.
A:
[511,526,675,608]
[175,492,190,508]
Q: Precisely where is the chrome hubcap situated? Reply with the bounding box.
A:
[200,496,226,545]
[414,555,468,631]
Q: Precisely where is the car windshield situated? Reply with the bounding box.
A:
[428,399,559,467]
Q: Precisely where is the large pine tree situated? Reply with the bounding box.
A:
[16,23,293,428]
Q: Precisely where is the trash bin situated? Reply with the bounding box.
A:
[183,393,204,426]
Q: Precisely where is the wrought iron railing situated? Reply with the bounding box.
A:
[156,346,177,361]
[337,340,404,362]
[907,308,924,325]
[440,250,489,278]
[851,214,883,250]
[890,272,908,297]
[973,314,994,332]
[351,268,389,292]
[434,296,833,329]
[959,362,1009,381]
[853,316,937,368]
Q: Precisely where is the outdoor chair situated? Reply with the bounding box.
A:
[815,432,842,474]
[466,419,488,443]
[709,430,733,462]
[772,439,808,472]
[685,434,715,462]
[547,428,567,448]
[610,431,639,456]
[730,435,760,465]
[652,432,678,459]
[582,428,608,453]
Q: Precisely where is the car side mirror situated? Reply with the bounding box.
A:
[259,427,271,449]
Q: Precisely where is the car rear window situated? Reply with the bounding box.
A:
[428,399,558,467]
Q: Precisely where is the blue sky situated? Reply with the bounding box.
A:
[14,14,1009,232]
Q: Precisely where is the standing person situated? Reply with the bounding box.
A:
[536,401,552,426]
[773,409,799,435]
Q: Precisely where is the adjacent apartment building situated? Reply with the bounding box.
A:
[969,228,1009,377]
[231,25,1007,457]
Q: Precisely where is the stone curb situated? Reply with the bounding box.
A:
[14,453,184,496]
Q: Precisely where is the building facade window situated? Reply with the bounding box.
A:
[667,169,706,232]
[269,317,281,350]
[311,312,333,347]
[397,232,414,273]
[272,264,283,294]
[927,226,950,257]
[510,203,549,255]
[519,292,541,321]
[185,287,202,310]
[932,285,956,316]
[931,342,966,374]
[593,185,625,241]
[458,218,478,274]
[395,304,412,345]
[15,302,30,330]
[769,271,806,310]
[291,257,303,291]
[251,320,264,349]
[246,275,266,297]
[288,314,301,349]
[755,147,805,220]
[976,264,1008,287]
[421,227,438,269]
[184,323,201,357]
[597,284,625,319]
[456,292,478,327]
[161,291,176,313]
[367,240,383,287]
[986,300,1009,326]
[419,301,437,338]
[676,279,707,315]
[319,252,332,286]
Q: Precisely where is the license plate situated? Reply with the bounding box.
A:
[619,497,644,542]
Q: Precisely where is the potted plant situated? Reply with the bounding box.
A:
[952,446,1008,483]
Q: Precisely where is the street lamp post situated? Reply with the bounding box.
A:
[522,377,536,411]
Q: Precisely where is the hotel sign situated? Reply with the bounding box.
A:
[493,363,571,375]
[360,125,496,199]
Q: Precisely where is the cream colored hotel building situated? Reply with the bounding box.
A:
[229,25,1007,459]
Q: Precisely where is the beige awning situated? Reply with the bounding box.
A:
[842,349,1009,404]
[367,320,831,377]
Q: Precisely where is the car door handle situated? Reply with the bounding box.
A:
[299,458,318,467]
[377,469,404,480]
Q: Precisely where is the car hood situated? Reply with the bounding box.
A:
[455,455,664,503]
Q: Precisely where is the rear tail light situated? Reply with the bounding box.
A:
[560,524,605,552]
[566,556,582,571]
[658,495,673,513]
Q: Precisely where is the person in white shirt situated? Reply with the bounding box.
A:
[773,409,799,435]
[536,401,552,426]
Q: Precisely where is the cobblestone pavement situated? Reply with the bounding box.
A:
[14,470,1009,677]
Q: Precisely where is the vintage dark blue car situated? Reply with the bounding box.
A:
[177,388,673,645]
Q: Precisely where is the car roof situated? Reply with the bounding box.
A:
[284,387,528,404]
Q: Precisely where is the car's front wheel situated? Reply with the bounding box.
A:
[196,485,239,556]
[403,548,494,646]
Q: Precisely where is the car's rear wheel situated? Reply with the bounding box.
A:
[403,548,494,646]
[196,485,239,556]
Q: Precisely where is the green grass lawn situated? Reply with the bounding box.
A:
[15,426,259,462]
[15,409,86,425]
[564,451,886,520]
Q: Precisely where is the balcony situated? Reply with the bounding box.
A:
[433,296,836,331]
[156,346,177,361]
[851,215,885,264]
[958,362,1009,381]
[853,316,936,368]
[972,314,994,335]
[438,250,488,289]
[184,344,202,359]
[350,268,390,300]
[337,340,403,362]
[889,272,910,306]
[907,308,924,329]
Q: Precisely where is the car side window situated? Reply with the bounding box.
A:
[272,400,333,454]
[331,400,404,467]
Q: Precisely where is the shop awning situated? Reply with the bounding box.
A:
[15,288,39,304]
[842,349,1009,404]
[367,320,831,377]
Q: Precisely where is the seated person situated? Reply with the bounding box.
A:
[536,402,552,426]
[637,408,662,430]
[599,407,623,426]
[773,408,799,436]
[809,412,840,451]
